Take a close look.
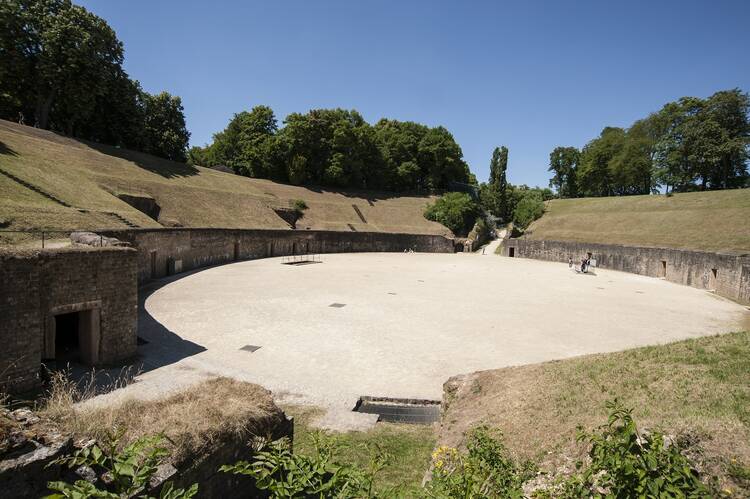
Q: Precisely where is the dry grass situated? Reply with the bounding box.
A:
[439,331,750,493]
[525,190,750,253]
[40,376,283,463]
[0,120,447,236]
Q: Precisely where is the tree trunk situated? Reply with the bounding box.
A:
[35,90,54,129]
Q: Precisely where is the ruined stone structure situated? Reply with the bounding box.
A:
[503,238,750,304]
[0,247,138,393]
[99,228,455,283]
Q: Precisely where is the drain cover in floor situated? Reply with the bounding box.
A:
[329,303,346,308]
[239,344,261,352]
[353,396,441,424]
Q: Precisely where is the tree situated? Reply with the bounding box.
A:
[424,192,481,236]
[0,0,124,131]
[577,127,626,197]
[548,146,579,198]
[142,91,190,162]
[0,0,190,162]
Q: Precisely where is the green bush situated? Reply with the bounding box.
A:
[291,199,308,211]
[555,400,711,498]
[511,191,545,234]
[424,192,481,236]
[427,426,535,498]
[220,432,391,498]
[46,432,198,499]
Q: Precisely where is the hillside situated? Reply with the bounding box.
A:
[525,190,750,253]
[0,120,449,243]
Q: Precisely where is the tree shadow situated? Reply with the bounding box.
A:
[84,140,199,179]
[0,140,17,156]
[302,183,435,202]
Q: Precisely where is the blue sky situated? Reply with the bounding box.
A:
[78,0,749,187]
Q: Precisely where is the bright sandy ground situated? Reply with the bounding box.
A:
[94,252,749,430]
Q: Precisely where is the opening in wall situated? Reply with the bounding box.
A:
[508,247,515,257]
[48,309,100,365]
[234,242,240,261]
[659,260,667,278]
[710,268,718,290]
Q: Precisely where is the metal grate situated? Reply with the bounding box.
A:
[239,345,261,353]
[353,396,441,424]
[329,303,346,308]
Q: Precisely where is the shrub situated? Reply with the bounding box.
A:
[426,426,535,498]
[220,432,391,497]
[46,432,198,499]
[554,400,711,498]
[290,199,308,212]
[511,191,545,234]
[424,192,481,236]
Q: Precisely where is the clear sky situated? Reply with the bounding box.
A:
[77,0,749,187]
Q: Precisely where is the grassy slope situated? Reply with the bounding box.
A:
[440,331,750,494]
[526,190,750,253]
[0,120,448,236]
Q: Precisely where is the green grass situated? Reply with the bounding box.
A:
[282,405,436,495]
[526,190,750,253]
[0,120,447,236]
[440,331,750,495]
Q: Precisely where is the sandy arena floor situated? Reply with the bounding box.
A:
[95,252,749,430]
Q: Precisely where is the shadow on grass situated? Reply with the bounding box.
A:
[84,140,199,179]
[0,140,17,156]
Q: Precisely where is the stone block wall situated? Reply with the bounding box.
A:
[0,252,42,392]
[503,239,750,304]
[0,247,138,393]
[99,228,455,283]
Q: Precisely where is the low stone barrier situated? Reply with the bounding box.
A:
[98,228,456,283]
[502,238,750,305]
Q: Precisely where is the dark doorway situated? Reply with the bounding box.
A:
[710,268,718,289]
[659,260,667,278]
[509,247,515,257]
[233,242,240,261]
[55,312,80,362]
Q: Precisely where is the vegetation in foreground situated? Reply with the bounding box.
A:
[441,331,750,496]
[33,331,750,496]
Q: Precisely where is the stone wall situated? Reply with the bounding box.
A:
[99,228,455,283]
[0,247,138,393]
[503,239,750,304]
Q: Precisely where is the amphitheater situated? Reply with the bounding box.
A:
[1,120,750,493]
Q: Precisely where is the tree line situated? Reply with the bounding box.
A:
[0,0,190,161]
[425,146,553,236]
[188,106,473,191]
[549,89,750,197]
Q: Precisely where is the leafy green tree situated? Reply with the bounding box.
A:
[511,189,545,233]
[577,127,626,196]
[0,0,190,162]
[481,146,511,222]
[548,146,579,198]
[0,0,124,131]
[424,192,481,236]
[142,91,190,162]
